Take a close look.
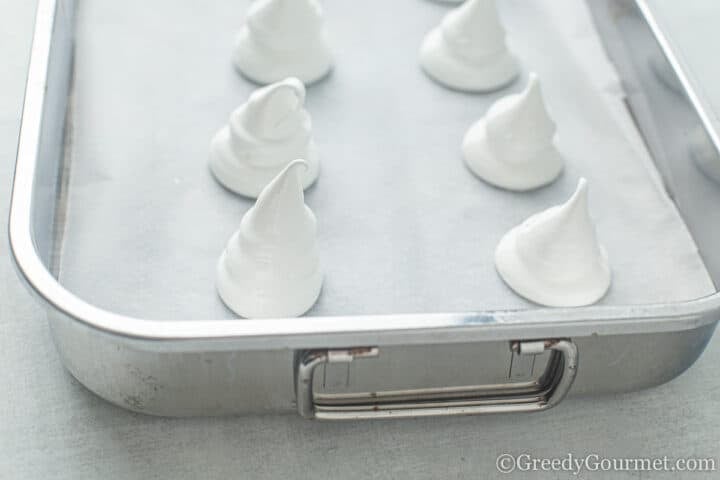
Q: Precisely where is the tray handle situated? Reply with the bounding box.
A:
[296,340,578,420]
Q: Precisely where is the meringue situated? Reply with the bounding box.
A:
[216,160,323,318]
[419,0,519,92]
[209,77,320,198]
[463,73,564,191]
[495,178,611,307]
[233,0,333,85]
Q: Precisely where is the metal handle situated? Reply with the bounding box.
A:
[296,340,578,420]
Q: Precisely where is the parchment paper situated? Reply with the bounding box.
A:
[58,0,716,320]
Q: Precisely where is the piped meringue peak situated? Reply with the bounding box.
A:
[463,73,564,191]
[209,77,320,198]
[419,0,520,92]
[233,0,333,85]
[216,160,323,319]
[495,179,611,307]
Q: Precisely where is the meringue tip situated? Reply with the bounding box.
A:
[518,74,552,122]
[261,76,305,95]
[250,78,306,114]
[282,77,306,99]
[574,177,589,196]
[263,159,307,195]
[452,0,502,32]
[284,159,310,175]
[565,178,589,211]
[523,73,541,97]
[258,77,305,104]
[283,76,304,87]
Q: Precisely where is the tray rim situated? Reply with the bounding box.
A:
[9,0,720,351]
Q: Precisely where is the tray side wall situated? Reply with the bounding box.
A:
[48,309,717,416]
[31,0,73,268]
[589,0,720,287]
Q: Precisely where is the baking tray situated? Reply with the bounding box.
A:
[9,0,720,418]
[53,0,714,319]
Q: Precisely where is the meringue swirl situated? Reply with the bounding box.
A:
[233,0,333,85]
[209,77,320,198]
[419,0,519,92]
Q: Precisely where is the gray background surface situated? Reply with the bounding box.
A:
[1,1,718,479]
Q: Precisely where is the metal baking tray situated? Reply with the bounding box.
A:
[9,0,720,418]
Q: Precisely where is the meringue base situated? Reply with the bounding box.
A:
[209,127,320,198]
[233,27,333,86]
[419,27,519,92]
[495,222,612,307]
[462,117,564,191]
[216,248,323,319]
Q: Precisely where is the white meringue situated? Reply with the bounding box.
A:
[216,160,323,318]
[233,0,333,85]
[463,73,564,191]
[495,178,611,307]
[419,0,519,92]
[209,77,320,198]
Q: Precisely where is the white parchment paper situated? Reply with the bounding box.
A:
[58,0,715,320]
